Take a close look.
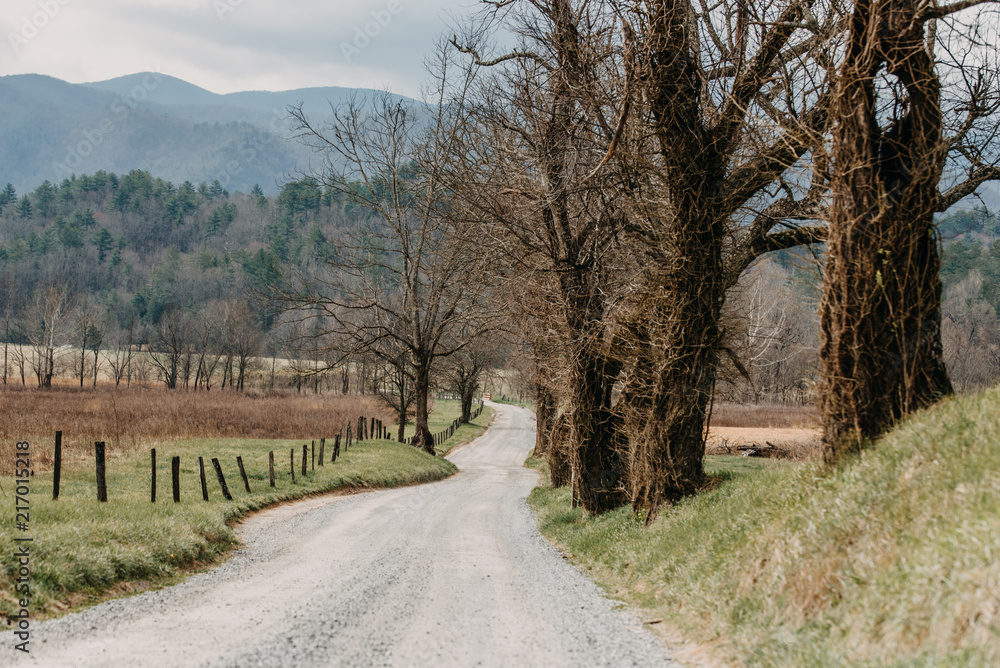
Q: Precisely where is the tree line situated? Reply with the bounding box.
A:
[403,0,998,517]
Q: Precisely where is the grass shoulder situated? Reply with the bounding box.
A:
[396,399,495,456]
[528,388,1000,666]
[1,431,456,623]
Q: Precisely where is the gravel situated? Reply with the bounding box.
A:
[2,403,682,668]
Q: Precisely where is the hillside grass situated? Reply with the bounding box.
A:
[529,386,1000,666]
[417,400,494,456]
[0,400,484,623]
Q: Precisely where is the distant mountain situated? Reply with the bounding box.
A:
[0,73,415,195]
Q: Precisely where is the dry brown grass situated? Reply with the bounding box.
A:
[706,426,822,461]
[708,402,821,460]
[0,386,395,475]
[710,401,819,428]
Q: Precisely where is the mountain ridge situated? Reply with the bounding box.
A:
[0,73,415,195]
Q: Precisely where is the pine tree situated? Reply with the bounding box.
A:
[16,195,32,219]
[93,227,114,264]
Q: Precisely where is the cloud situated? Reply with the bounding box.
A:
[2,0,472,96]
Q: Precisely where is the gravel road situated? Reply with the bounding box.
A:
[3,403,680,667]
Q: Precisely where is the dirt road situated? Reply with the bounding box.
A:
[3,403,679,667]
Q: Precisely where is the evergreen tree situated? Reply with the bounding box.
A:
[33,180,56,218]
[93,227,114,264]
[73,208,98,229]
[208,179,228,199]
[56,216,85,251]
[16,195,32,219]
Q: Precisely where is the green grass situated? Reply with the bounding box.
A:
[529,386,1000,667]
[0,434,456,623]
[490,395,536,411]
[397,399,495,455]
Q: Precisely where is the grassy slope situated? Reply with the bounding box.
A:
[0,405,486,622]
[529,386,1000,667]
[397,399,495,456]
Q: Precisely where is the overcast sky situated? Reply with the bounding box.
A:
[1,0,475,97]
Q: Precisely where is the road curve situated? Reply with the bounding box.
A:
[3,403,680,668]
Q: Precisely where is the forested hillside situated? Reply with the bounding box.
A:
[0,169,365,389]
[0,166,996,398]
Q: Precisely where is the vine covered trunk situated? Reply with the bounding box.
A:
[820,0,952,462]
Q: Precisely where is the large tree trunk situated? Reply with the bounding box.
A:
[534,379,555,458]
[411,361,435,454]
[547,412,573,488]
[395,373,408,443]
[820,0,952,463]
[618,213,725,518]
[560,267,627,514]
[459,378,476,423]
[614,0,730,519]
[568,347,626,512]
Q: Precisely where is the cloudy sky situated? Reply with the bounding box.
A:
[1,0,474,96]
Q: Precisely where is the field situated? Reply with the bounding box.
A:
[708,401,821,461]
[0,386,394,476]
[0,388,491,622]
[529,387,1000,666]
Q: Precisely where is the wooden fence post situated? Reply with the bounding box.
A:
[333,435,341,462]
[172,456,180,503]
[311,440,316,471]
[151,448,157,503]
[236,456,252,493]
[53,430,62,501]
[318,438,325,466]
[269,451,275,487]
[211,458,233,500]
[301,444,308,476]
[347,424,352,448]
[95,442,108,502]
[199,457,210,501]
[290,448,295,482]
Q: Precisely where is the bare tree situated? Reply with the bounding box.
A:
[149,307,190,390]
[26,285,75,388]
[103,316,140,388]
[75,296,105,388]
[942,272,1000,391]
[443,337,498,423]
[369,332,417,442]
[221,300,263,392]
[453,1,636,511]
[1,270,25,386]
[456,0,835,514]
[281,46,491,453]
